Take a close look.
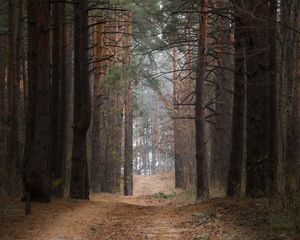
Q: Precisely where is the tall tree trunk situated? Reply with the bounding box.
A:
[267,0,278,195]
[155,95,161,173]
[228,0,273,197]
[7,0,15,115]
[151,118,157,175]
[0,34,8,195]
[91,21,105,193]
[210,0,232,197]
[173,47,183,188]
[7,0,21,196]
[173,47,185,188]
[57,2,68,197]
[124,12,133,196]
[285,0,300,193]
[23,0,51,202]
[294,2,300,191]
[195,0,209,199]
[245,0,272,198]
[294,38,300,192]
[0,34,6,115]
[51,1,66,198]
[227,12,247,197]
[277,0,290,194]
[69,0,91,200]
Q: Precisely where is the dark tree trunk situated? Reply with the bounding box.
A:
[227,9,247,197]
[195,0,209,199]
[0,34,6,115]
[23,0,51,202]
[293,19,300,191]
[210,0,232,197]
[57,2,68,197]
[228,0,275,197]
[7,0,21,196]
[50,1,65,198]
[293,2,300,192]
[7,0,15,115]
[284,0,300,193]
[267,0,278,195]
[245,0,271,197]
[16,0,24,172]
[69,0,91,200]
[0,35,8,194]
[124,12,133,195]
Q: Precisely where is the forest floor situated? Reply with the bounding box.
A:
[0,173,299,240]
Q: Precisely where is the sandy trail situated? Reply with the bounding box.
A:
[0,174,186,240]
[0,174,298,240]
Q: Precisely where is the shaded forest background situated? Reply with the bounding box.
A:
[0,0,299,209]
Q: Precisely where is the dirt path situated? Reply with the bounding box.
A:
[0,175,299,240]
[1,174,188,240]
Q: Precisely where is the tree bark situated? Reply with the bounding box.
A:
[7,0,21,196]
[195,0,209,199]
[210,0,233,197]
[91,21,105,193]
[23,0,51,202]
[50,1,66,198]
[227,13,247,197]
[285,0,300,193]
[69,0,91,200]
[57,2,68,197]
[267,0,278,195]
[0,35,6,115]
[124,12,133,196]
[173,47,185,188]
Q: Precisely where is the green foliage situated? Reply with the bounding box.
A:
[99,64,139,91]
[154,192,168,199]
[140,70,160,92]
[153,191,176,200]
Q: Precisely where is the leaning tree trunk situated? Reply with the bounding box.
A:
[69,0,91,200]
[195,0,209,199]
